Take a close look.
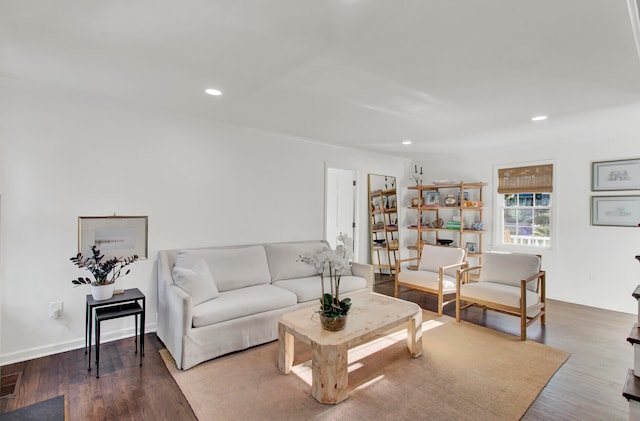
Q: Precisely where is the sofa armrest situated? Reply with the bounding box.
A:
[352,262,374,290]
[157,250,193,369]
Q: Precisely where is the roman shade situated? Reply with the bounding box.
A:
[498,164,553,194]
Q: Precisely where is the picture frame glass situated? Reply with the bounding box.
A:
[591,196,640,227]
[592,159,640,191]
[78,216,148,259]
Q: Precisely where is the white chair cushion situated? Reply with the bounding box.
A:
[479,252,541,291]
[187,246,271,292]
[419,244,466,277]
[172,253,219,305]
[397,270,456,293]
[264,242,327,281]
[460,282,542,316]
[192,284,297,327]
[273,275,367,303]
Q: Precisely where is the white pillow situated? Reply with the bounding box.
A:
[172,253,219,305]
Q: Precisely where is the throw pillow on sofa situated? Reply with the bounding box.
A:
[173,252,219,305]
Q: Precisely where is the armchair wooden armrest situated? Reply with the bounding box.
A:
[395,256,420,274]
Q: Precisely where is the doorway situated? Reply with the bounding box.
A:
[324,167,358,256]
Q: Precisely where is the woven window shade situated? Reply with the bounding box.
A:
[498,164,553,193]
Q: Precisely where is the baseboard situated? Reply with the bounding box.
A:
[0,322,157,366]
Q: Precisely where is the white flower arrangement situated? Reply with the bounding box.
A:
[299,234,353,317]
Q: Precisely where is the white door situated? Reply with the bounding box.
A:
[325,168,357,254]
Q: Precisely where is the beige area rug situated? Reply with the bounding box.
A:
[160,312,569,421]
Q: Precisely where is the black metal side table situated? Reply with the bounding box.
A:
[85,288,146,373]
[95,302,144,378]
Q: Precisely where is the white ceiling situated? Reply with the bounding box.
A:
[2,1,640,156]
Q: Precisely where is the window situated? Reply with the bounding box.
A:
[497,164,553,249]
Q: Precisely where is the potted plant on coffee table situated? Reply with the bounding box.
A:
[70,245,139,300]
[299,234,353,331]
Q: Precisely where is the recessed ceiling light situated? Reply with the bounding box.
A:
[205,88,222,96]
[402,139,413,145]
[531,115,548,121]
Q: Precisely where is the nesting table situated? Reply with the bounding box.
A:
[85,288,145,378]
[278,292,422,404]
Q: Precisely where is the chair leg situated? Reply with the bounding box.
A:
[394,281,399,298]
[455,296,460,322]
[437,294,443,316]
[520,308,527,341]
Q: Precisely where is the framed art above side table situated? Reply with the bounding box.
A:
[78,215,148,259]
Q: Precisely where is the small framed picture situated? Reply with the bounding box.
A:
[591,196,640,227]
[78,216,148,259]
[592,158,640,191]
[424,191,440,206]
[465,242,477,253]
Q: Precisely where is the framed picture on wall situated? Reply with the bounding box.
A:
[78,216,148,259]
[591,196,640,227]
[592,158,640,191]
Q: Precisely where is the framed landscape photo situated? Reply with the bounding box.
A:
[591,196,640,227]
[78,216,148,259]
[592,158,640,191]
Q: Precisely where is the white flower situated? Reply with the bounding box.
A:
[298,235,354,316]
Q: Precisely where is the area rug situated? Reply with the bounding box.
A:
[161,312,569,421]
[0,395,66,421]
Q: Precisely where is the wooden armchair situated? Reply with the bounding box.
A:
[456,252,546,340]
[395,244,467,315]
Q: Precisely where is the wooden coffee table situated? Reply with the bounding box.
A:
[278,292,422,404]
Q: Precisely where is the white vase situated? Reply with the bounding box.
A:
[91,283,115,300]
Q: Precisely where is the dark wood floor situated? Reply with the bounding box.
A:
[1,277,636,420]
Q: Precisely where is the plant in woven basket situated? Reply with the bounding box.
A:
[70,245,139,286]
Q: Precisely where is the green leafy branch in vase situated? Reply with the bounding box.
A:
[70,245,139,286]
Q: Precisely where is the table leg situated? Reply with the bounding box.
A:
[311,342,348,404]
[407,310,423,358]
[88,306,93,372]
[85,303,89,355]
[277,323,294,374]
[140,311,145,365]
[134,313,138,355]
[95,315,100,379]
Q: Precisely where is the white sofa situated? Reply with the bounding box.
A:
[157,240,373,369]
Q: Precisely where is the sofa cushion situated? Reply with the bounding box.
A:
[265,242,328,281]
[460,282,542,316]
[273,275,367,303]
[172,253,219,305]
[397,270,456,293]
[191,284,297,327]
[419,244,466,277]
[188,246,271,292]
[479,252,541,291]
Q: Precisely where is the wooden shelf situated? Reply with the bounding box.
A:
[406,181,486,262]
[369,175,399,278]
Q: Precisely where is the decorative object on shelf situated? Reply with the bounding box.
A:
[457,191,469,205]
[389,239,399,250]
[465,242,477,253]
[437,239,454,246]
[299,234,353,331]
[372,220,384,230]
[70,245,139,300]
[425,191,440,206]
[410,164,423,186]
[444,194,457,207]
[411,197,423,207]
[471,221,484,231]
[432,218,444,228]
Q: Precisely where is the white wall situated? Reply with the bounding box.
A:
[413,102,640,315]
[0,80,406,364]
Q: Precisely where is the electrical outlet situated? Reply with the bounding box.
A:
[49,301,63,319]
